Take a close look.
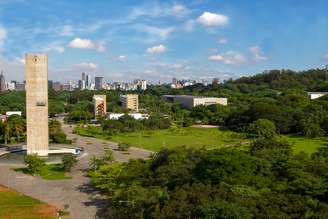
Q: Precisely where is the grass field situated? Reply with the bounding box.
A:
[283,135,328,154]
[15,164,70,180]
[110,128,248,151]
[0,185,57,219]
[76,126,328,154]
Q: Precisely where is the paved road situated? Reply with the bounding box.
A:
[0,123,152,219]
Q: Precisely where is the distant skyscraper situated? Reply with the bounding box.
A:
[0,71,6,92]
[53,82,62,91]
[172,77,177,85]
[141,80,147,90]
[78,80,83,89]
[16,82,25,91]
[82,72,86,81]
[6,81,16,90]
[212,78,219,89]
[95,76,103,90]
[86,74,91,88]
[48,80,53,89]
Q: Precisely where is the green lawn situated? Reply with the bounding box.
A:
[110,128,248,151]
[75,126,328,154]
[15,164,70,180]
[283,135,328,154]
[0,185,57,219]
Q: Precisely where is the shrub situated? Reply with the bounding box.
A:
[62,154,78,172]
[118,143,130,151]
[24,154,46,175]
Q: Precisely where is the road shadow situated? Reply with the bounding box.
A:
[77,182,109,219]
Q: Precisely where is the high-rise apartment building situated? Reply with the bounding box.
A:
[95,76,103,90]
[141,80,147,90]
[120,94,139,112]
[93,95,107,117]
[52,82,61,91]
[25,54,49,156]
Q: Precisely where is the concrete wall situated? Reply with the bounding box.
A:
[25,54,49,156]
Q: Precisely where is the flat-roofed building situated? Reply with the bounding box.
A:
[307,92,328,100]
[120,94,138,112]
[93,95,107,117]
[109,113,149,120]
[162,95,227,109]
[6,111,22,117]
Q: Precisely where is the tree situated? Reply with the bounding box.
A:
[49,120,71,144]
[62,154,78,172]
[24,154,45,175]
[248,119,277,139]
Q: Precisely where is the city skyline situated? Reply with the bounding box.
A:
[0,0,328,82]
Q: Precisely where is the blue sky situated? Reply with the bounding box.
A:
[0,0,328,82]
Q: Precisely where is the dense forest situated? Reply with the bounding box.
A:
[90,130,328,218]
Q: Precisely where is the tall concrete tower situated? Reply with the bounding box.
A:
[25,54,49,156]
[0,71,6,92]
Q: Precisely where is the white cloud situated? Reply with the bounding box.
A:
[249,46,268,62]
[15,56,25,65]
[135,25,175,41]
[146,44,167,54]
[68,38,105,52]
[53,46,65,53]
[129,3,190,20]
[324,53,328,60]
[94,42,106,52]
[183,20,195,32]
[117,55,127,61]
[58,25,74,36]
[197,12,229,27]
[171,4,190,17]
[218,37,228,44]
[43,45,65,53]
[69,38,94,49]
[209,51,246,64]
[75,62,98,70]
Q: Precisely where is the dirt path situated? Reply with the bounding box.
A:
[0,123,152,219]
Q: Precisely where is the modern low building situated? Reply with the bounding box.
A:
[120,94,139,112]
[162,95,228,109]
[93,95,107,117]
[307,92,328,100]
[109,113,149,120]
[6,111,22,117]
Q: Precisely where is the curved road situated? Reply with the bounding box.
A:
[0,123,152,219]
